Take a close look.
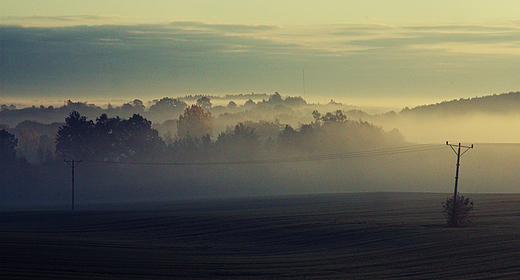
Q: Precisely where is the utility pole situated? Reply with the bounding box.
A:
[446,142,473,226]
[302,67,306,100]
[64,159,82,210]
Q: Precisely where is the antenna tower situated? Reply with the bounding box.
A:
[303,68,306,100]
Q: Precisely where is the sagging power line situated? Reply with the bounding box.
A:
[59,144,444,210]
[84,143,446,166]
[44,144,449,210]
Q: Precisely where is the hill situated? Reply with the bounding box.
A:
[400,91,520,116]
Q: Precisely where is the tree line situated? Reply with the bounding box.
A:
[0,94,408,205]
[1,104,404,168]
[0,92,308,127]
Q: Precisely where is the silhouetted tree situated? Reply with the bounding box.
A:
[131,99,146,113]
[0,129,18,167]
[277,110,403,154]
[57,111,163,161]
[269,92,283,104]
[218,123,258,145]
[311,110,321,126]
[92,114,123,161]
[117,99,145,117]
[119,114,164,161]
[311,110,348,126]
[277,125,298,147]
[196,96,212,110]
[241,120,284,142]
[156,119,178,146]
[284,96,307,106]
[56,111,95,160]
[217,123,260,158]
[177,105,213,139]
[443,194,474,227]
[320,110,348,124]
[149,97,187,115]
[91,113,164,161]
[244,99,256,107]
[227,101,237,108]
[63,100,103,119]
[278,123,319,152]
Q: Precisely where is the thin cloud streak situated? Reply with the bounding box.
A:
[5,15,124,22]
[0,14,132,27]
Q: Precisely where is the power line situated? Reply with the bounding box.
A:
[83,143,446,166]
[471,142,520,147]
[1,143,519,172]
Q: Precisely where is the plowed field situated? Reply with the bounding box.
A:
[1,193,520,279]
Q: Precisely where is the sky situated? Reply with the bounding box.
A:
[2,1,520,109]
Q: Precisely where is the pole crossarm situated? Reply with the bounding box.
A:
[446,141,473,155]
[64,159,82,168]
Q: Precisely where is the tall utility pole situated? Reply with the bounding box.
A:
[302,67,306,100]
[446,142,473,226]
[64,159,82,210]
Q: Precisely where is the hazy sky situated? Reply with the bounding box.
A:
[2,1,520,108]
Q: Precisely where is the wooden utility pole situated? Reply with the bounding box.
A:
[64,159,82,210]
[446,142,473,226]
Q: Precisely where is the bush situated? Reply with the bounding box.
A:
[443,194,474,227]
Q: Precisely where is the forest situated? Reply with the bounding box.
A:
[2,91,520,207]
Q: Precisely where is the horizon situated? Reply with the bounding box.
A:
[1,91,513,115]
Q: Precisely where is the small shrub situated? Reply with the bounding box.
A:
[443,194,474,227]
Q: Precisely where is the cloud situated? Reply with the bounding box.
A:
[0,14,129,27]
[168,21,282,33]
[5,15,124,22]
[0,22,309,99]
[2,21,520,103]
[331,23,520,57]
